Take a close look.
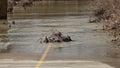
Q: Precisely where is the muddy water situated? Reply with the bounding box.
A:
[5,16,120,60]
[2,0,120,68]
[0,16,120,67]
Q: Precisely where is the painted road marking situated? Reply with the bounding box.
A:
[35,43,52,68]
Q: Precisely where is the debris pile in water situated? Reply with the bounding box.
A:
[42,32,72,43]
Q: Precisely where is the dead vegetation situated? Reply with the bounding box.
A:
[93,0,120,41]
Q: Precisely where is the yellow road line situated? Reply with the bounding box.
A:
[35,43,52,68]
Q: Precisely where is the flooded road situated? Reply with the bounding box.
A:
[0,16,120,68]
[0,0,119,68]
[8,16,103,57]
[7,16,117,58]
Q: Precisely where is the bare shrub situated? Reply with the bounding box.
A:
[93,0,120,41]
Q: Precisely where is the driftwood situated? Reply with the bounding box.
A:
[41,32,72,43]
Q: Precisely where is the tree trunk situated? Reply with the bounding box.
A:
[0,0,7,19]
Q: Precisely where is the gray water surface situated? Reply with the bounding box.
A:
[6,16,120,60]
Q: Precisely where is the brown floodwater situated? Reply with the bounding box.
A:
[0,0,120,68]
[0,15,118,68]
